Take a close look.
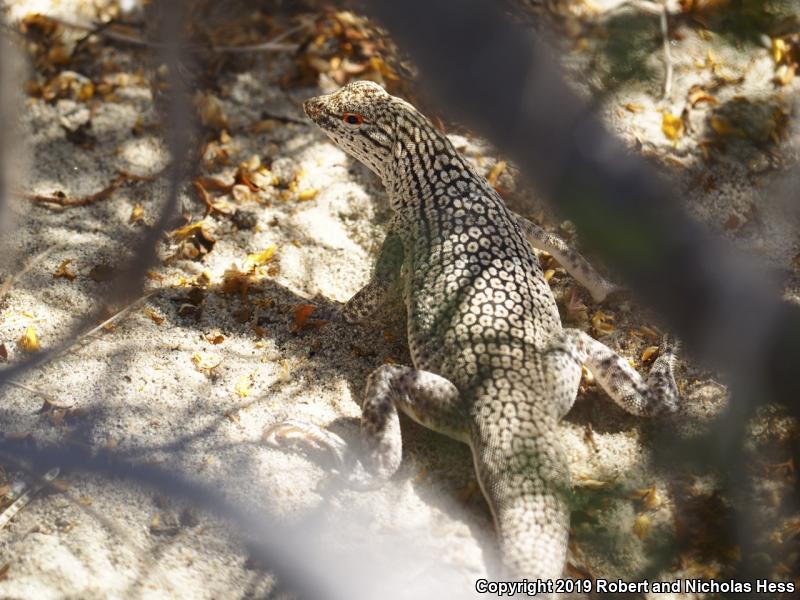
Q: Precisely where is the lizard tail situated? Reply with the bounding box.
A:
[470,422,570,589]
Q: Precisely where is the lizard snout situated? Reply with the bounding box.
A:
[303,97,324,122]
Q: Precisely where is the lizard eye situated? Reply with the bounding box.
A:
[342,112,364,127]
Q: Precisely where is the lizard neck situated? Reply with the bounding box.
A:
[381,117,477,210]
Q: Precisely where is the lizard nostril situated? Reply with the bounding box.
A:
[303,98,323,120]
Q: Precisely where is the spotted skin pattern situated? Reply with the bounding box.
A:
[268,81,680,592]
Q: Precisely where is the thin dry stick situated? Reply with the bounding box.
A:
[0,247,55,304]
[23,170,157,209]
[48,16,301,53]
[0,380,72,408]
[659,2,673,99]
[618,1,674,100]
[51,292,156,360]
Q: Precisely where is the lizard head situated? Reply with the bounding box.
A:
[304,80,399,179]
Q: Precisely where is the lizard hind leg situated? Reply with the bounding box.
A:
[266,364,467,490]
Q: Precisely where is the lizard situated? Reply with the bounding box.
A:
[266,80,680,591]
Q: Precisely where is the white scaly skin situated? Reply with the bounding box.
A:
[268,81,679,594]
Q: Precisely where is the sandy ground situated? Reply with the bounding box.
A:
[0,1,798,599]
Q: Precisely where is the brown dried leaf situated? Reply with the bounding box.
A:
[145,308,165,326]
[0,343,7,362]
[195,92,228,130]
[53,259,77,281]
[292,304,317,332]
[206,331,225,345]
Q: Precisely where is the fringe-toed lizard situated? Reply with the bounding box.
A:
[267,81,680,593]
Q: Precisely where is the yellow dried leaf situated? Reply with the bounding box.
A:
[641,345,659,363]
[772,38,787,64]
[633,514,652,540]
[486,160,507,187]
[19,326,41,352]
[775,64,796,86]
[169,221,207,240]
[591,311,615,336]
[244,246,277,269]
[129,203,145,224]
[687,87,717,107]
[543,269,556,282]
[296,188,319,201]
[192,352,221,373]
[661,112,684,141]
[235,374,253,398]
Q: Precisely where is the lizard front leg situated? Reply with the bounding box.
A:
[512,212,618,303]
[341,216,405,323]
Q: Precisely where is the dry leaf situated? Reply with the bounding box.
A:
[129,203,145,224]
[772,38,787,63]
[574,475,610,490]
[244,246,277,269]
[623,103,645,113]
[235,374,253,398]
[543,269,556,282]
[192,352,222,374]
[0,343,7,362]
[486,161,507,187]
[19,325,41,352]
[195,92,228,130]
[661,112,684,141]
[687,86,717,107]
[206,332,224,345]
[633,514,652,540]
[641,346,659,363]
[591,311,615,336]
[296,188,319,201]
[222,267,253,300]
[293,304,317,332]
[53,259,77,280]
[145,308,165,326]
[775,64,796,87]
[632,484,662,510]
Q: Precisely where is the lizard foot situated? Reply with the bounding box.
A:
[263,419,391,491]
